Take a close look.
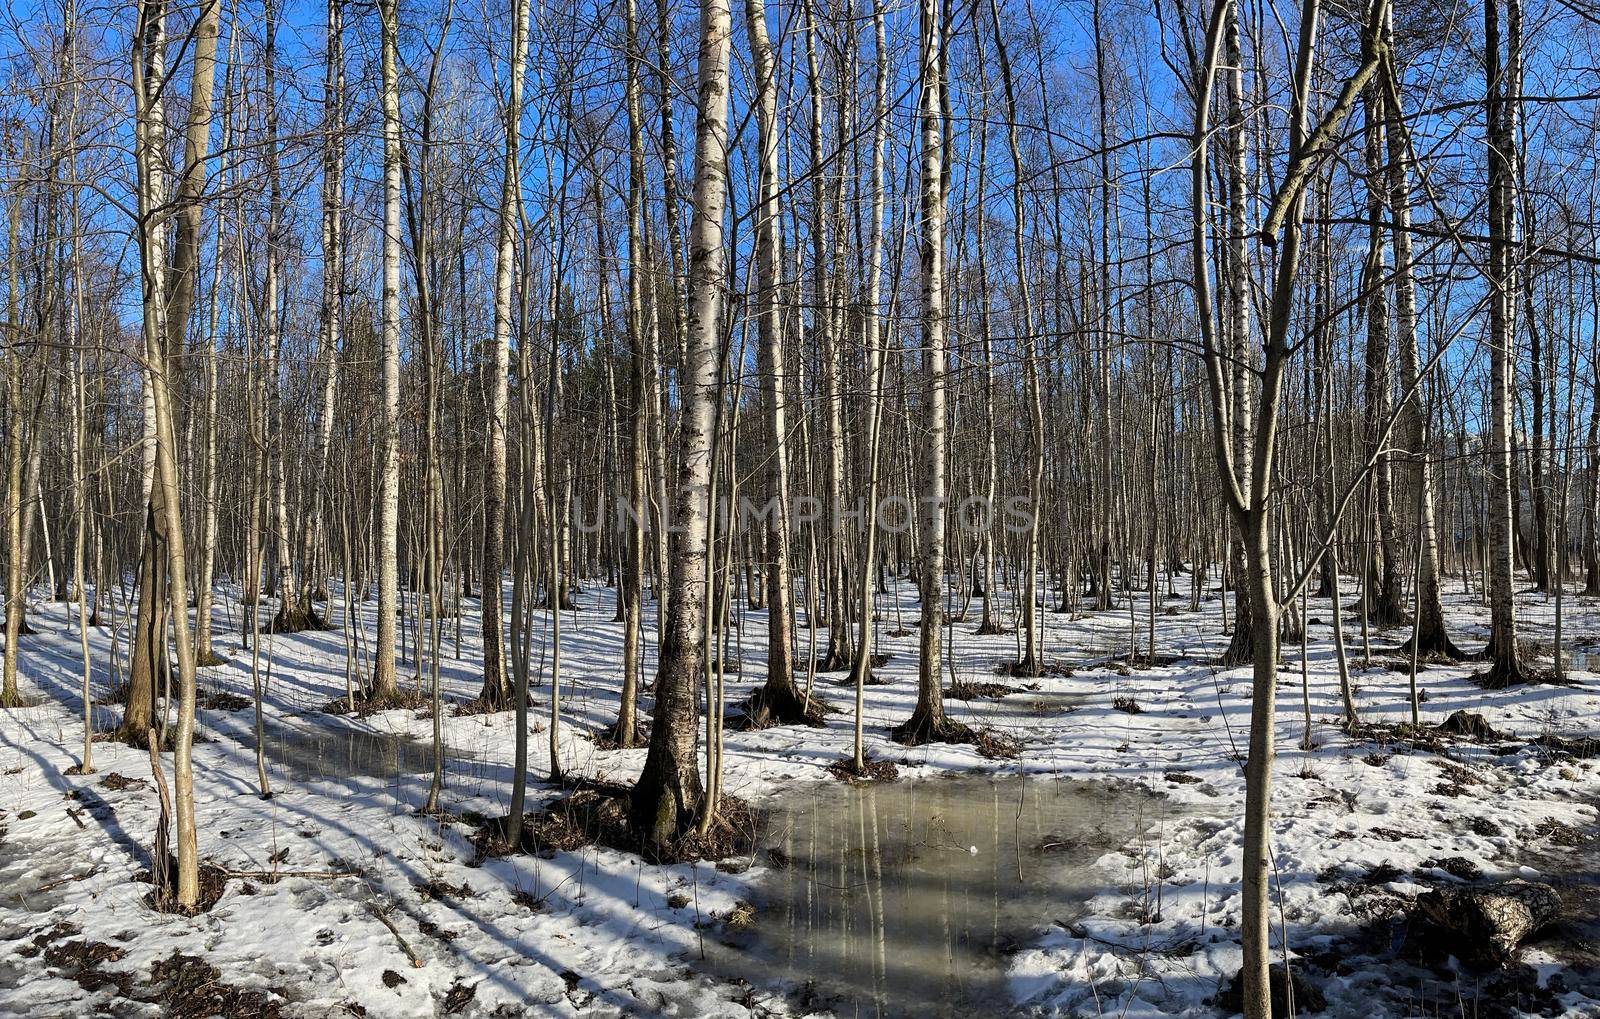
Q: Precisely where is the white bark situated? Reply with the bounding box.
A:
[482,0,531,708]
[848,0,890,766]
[373,0,404,698]
[906,0,950,738]
[630,0,732,850]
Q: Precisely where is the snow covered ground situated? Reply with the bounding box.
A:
[1,575,1597,1017]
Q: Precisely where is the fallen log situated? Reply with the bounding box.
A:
[1408,880,1561,968]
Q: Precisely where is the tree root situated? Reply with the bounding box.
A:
[141,861,230,916]
[453,692,520,716]
[1219,625,1254,667]
[266,604,331,635]
[110,723,172,751]
[1346,593,1411,627]
[732,683,830,730]
[474,782,758,865]
[944,679,1014,700]
[1003,655,1042,678]
[1477,658,1539,690]
[890,710,1019,758]
[811,649,856,674]
[838,654,895,687]
[591,718,649,750]
[1392,628,1469,663]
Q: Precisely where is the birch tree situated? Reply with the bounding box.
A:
[480,0,532,711]
[371,0,405,704]
[630,0,733,854]
[1187,0,1389,1009]
[740,0,821,728]
[1481,0,1530,686]
[132,0,217,910]
[892,0,961,747]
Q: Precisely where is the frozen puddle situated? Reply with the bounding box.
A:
[1523,807,1600,980]
[949,689,1087,732]
[242,723,471,783]
[719,775,1176,1018]
[0,835,76,915]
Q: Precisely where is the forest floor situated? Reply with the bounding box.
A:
[0,576,1597,1018]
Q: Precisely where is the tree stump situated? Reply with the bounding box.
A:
[1437,710,1502,740]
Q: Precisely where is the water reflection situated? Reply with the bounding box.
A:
[1564,651,1600,675]
[725,775,1172,1018]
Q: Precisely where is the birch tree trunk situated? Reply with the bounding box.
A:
[1585,344,1600,594]
[1482,0,1528,685]
[893,0,959,747]
[611,0,648,749]
[307,0,344,616]
[1217,0,1256,668]
[629,0,732,855]
[480,0,531,709]
[1356,86,1408,626]
[1189,0,1387,1010]
[192,14,234,668]
[2,184,24,709]
[118,0,213,740]
[1381,21,1460,657]
[802,0,851,674]
[741,0,818,727]
[262,0,304,632]
[847,0,891,769]
[371,0,404,702]
[132,0,208,909]
[989,0,1044,674]
[71,231,92,770]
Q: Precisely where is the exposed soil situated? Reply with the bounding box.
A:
[198,689,252,712]
[472,780,762,865]
[1111,695,1144,714]
[442,979,476,1013]
[825,755,901,784]
[323,688,430,717]
[944,680,1016,700]
[98,771,148,792]
[139,862,231,915]
[20,922,132,996]
[16,923,289,1016]
[889,712,1021,759]
[145,949,289,1018]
